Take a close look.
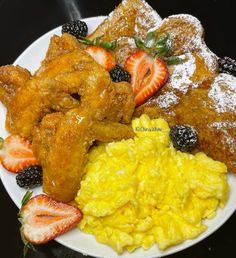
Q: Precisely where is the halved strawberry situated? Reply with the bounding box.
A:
[0,135,39,173]
[85,45,116,71]
[124,50,169,106]
[20,194,83,244]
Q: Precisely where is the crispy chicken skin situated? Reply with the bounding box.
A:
[0,33,135,201]
[4,49,134,139]
[40,108,134,202]
[0,65,31,107]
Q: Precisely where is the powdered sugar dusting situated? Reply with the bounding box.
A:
[118,37,136,48]
[134,0,162,37]
[209,121,236,154]
[208,73,236,113]
[156,92,179,109]
[172,15,217,73]
[168,53,196,93]
[149,14,218,73]
[210,121,236,129]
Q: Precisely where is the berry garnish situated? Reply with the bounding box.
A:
[85,45,116,71]
[134,32,186,64]
[124,50,168,106]
[0,135,39,173]
[18,192,83,250]
[62,20,88,38]
[169,125,198,152]
[218,56,236,76]
[16,166,43,189]
[109,65,131,83]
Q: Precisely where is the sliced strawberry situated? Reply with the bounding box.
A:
[124,50,169,107]
[85,45,116,71]
[124,50,150,94]
[0,135,39,173]
[20,194,83,244]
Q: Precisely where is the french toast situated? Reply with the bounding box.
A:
[87,0,162,66]
[135,74,236,173]
[87,0,161,41]
[92,0,236,173]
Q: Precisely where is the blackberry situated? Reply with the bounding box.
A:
[218,57,236,77]
[16,166,43,189]
[109,65,131,83]
[169,125,198,152]
[62,20,88,38]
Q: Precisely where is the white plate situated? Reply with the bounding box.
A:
[1,16,236,258]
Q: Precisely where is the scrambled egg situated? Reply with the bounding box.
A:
[75,115,229,253]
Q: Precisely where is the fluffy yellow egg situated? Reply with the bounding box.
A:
[75,115,229,253]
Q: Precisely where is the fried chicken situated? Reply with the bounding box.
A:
[34,108,134,202]
[0,33,135,202]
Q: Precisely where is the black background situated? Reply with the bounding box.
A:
[0,0,236,257]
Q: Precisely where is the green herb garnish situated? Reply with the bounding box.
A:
[18,191,35,258]
[134,32,186,65]
[78,35,117,50]
[0,137,4,150]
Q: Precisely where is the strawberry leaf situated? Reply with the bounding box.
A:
[20,227,36,258]
[78,36,117,50]
[19,191,35,257]
[134,37,145,49]
[77,38,93,45]
[144,32,157,48]
[21,191,33,207]
[0,137,3,150]
[165,56,187,65]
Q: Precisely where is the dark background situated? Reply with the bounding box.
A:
[0,0,236,257]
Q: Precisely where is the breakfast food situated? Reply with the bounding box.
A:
[169,125,198,152]
[19,192,83,245]
[62,20,88,38]
[0,0,235,255]
[109,65,131,83]
[16,166,42,189]
[0,135,39,173]
[85,0,236,173]
[85,45,116,70]
[0,35,135,201]
[76,115,228,253]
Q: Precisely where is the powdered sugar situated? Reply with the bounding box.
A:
[156,92,179,109]
[134,0,162,36]
[209,121,236,154]
[208,73,236,113]
[168,53,196,93]
[210,121,236,129]
[148,14,218,73]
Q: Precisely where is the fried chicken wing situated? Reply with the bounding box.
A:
[5,49,134,138]
[39,108,134,202]
[0,65,31,107]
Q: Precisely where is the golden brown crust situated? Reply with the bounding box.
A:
[0,65,31,107]
[87,0,161,41]
[135,74,236,174]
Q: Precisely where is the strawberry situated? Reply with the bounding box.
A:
[124,50,169,107]
[19,193,83,245]
[85,45,116,71]
[0,135,39,173]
